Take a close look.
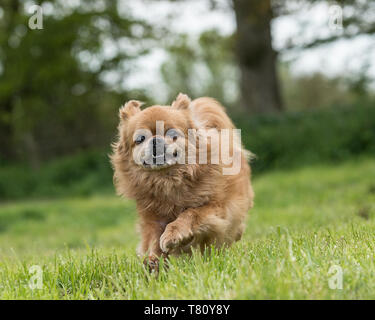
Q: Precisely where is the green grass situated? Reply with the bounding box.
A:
[0,157,375,299]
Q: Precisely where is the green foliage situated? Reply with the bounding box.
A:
[0,150,113,200]
[0,1,153,162]
[235,103,375,173]
[161,30,238,107]
[279,65,373,111]
[1,158,375,299]
[161,31,375,114]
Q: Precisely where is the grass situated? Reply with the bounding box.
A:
[0,156,375,299]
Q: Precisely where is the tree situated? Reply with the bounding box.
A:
[275,0,375,51]
[161,31,238,108]
[232,0,282,113]
[168,0,375,114]
[232,0,375,113]
[0,0,154,164]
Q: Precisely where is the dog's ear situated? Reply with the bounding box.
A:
[119,100,142,121]
[171,93,191,110]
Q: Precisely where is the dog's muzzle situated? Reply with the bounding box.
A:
[151,136,165,165]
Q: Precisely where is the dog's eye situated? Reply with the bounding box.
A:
[166,129,179,142]
[135,135,146,145]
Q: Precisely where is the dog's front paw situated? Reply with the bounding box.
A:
[143,254,160,273]
[160,222,194,253]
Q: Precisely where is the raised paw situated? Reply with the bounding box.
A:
[159,222,194,253]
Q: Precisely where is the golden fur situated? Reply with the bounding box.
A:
[111,94,254,268]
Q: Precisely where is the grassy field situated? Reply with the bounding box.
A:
[0,157,374,299]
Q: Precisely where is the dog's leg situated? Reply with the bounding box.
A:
[159,205,230,254]
[139,218,168,271]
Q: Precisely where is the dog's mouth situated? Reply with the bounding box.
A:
[136,141,181,170]
[142,154,172,170]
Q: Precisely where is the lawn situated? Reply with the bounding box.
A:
[0,157,375,299]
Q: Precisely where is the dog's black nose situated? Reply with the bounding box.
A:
[152,137,165,164]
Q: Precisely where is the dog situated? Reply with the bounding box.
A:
[111,93,254,268]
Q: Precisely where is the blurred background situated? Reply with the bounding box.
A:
[0,0,374,200]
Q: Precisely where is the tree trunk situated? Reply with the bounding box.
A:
[0,1,20,160]
[233,0,282,113]
[0,99,14,161]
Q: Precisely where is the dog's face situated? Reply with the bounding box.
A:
[118,94,196,171]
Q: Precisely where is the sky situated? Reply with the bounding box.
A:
[124,0,375,100]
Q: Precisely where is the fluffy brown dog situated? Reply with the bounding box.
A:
[111,94,254,267]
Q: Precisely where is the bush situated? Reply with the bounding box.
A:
[0,150,114,200]
[234,104,375,173]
